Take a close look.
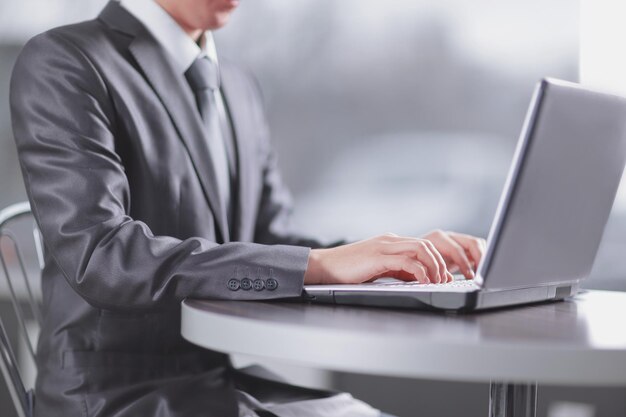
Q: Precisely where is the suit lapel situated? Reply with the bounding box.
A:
[99,2,230,242]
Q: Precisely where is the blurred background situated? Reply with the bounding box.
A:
[1,0,624,416]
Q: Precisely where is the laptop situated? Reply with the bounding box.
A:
[303,78,626,312]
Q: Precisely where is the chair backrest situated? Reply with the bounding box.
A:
[0,316,33,417]
[0,201,42,417]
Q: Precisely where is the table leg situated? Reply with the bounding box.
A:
[489,381,537,417]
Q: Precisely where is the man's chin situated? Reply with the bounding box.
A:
[207,11,234,30]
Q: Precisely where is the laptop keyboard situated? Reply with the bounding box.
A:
[372,279,476,288]
[305,276,480,293]
[369,277,480,292]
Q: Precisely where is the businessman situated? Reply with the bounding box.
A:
[10,0,485,416]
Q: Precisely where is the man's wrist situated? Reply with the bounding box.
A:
[304,249,325,285]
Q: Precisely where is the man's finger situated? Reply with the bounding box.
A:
[422,239,449,282]
[382,241,441,283]
[440,235,474,279]
[382,255,430,283]
[449,233,484,268]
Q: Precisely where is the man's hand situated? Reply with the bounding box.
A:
[304,231,486,285]
[422,230,486,281]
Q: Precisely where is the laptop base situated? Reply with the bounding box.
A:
[304,283,579,313]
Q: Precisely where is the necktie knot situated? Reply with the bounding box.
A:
[185,56,220,91]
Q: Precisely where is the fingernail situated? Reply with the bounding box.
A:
[468,269,475,279]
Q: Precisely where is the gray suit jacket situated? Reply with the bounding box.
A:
[10,2,331,416]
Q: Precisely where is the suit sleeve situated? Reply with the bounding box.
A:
[10,32,310,311]
[244,72,345,249]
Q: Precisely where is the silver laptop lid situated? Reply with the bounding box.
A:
[477,79,626,290]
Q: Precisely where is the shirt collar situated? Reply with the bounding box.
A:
[119,0,218,73]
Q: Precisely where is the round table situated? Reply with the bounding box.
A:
[181,290,626,417]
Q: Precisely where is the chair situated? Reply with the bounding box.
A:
[0,201,44,417]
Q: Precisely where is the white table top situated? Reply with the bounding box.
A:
[181,290,626,386]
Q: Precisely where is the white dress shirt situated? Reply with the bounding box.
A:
[119,0,218,71]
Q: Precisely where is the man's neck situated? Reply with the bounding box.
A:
[155,0,203,40]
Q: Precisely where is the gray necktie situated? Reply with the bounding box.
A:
[185,56,232,224]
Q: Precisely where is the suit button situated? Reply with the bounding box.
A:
[253,279,265,291]
[240,278,253,291]
[266,278,278,291]
[227,279,240,291]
